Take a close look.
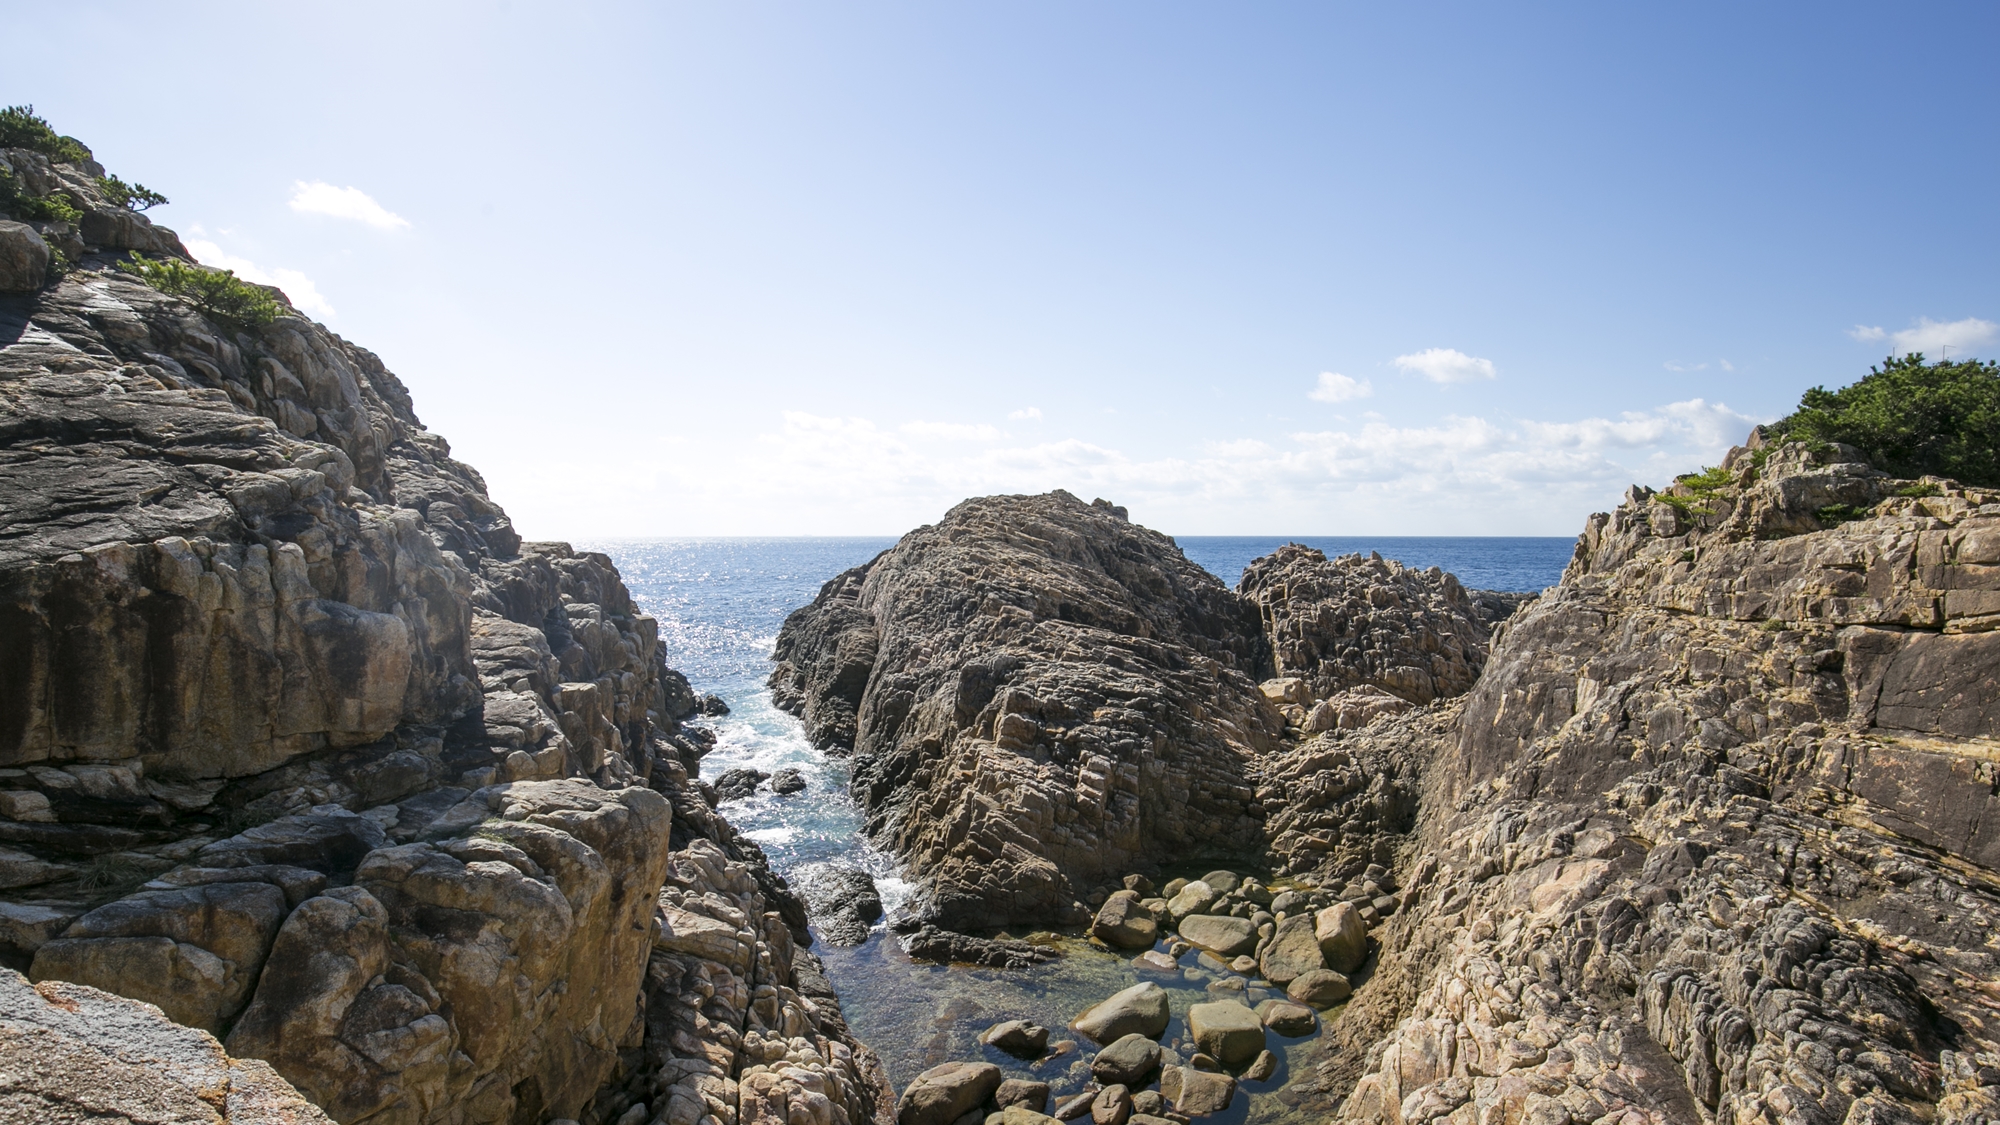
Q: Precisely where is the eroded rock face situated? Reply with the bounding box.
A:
[1,134,890,1125]
[772,491,1282,930]
[1240,544,1497,708]
[1319,444,2000,1125]
[0,967,332,1123]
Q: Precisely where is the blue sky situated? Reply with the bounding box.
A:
[9,4,1997,536]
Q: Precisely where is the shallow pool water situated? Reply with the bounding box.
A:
[584,538,1398,1120]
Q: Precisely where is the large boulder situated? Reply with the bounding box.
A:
[795,863,884,946]
[1185,1000,1265,1066]
[1171,1067,1238,1116]
[1166,879,1219,920]
[1091,1032,1162,1086]
[769,491,1283,930]
[1175,913,1257,958]
[0,968,331,1123]
[1256,913,1323,984]
[1072,981,1171,1044]
[0,220,49,293]
[30,881,287,1032]
[1286,968,1352,1008]
[898,1060,1002,1125]
[1090,889,1159,949]
[1314,901,1368,973]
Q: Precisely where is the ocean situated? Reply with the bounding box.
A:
[582,534,1573,1111]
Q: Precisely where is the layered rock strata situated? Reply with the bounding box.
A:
[771,492,1284,930]
[1323,441,2000,1124]
[0,132,887,1125]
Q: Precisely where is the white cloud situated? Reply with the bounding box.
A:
[1849,325,1886,341]
[1393,347,1497,384]
[1890,317,1996,357]
[288,181,410,229]
[185,239,335,318]
[511,395,1769,537]
[1308,371,1372,403]
[900,420,1003,441]
[1008,407,1043,421]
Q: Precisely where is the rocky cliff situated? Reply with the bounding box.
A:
[0,124,889,1125]
[775,435,2000,1124]
[770,494,1512,933]
[1320,437,2000,1124]
[771,493,1284,931]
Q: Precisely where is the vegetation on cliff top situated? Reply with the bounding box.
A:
[116,252,284,331]
[0,104,91,164]
[1766,353,2000,487]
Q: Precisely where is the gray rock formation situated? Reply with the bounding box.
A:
[1240,543,1496,707]
[0,967,331,1123]
[1315,439,2000,1124]
[0,126,890,1125]
[771,491,1283,930]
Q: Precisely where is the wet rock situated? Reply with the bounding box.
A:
[1171,1067,1237,1116]
[696,692,731,716]
[1165,880,1218,920]
[995,1078,1050,1113]
[1132,949,1179,973]
[796,862,884,946]
[898,1061,1002,1125]
[1284,968,1351,1008]
[981,1019,1051,1059]
[713,767,770,800]
[770,767,807,794]
[1198,870,1241,895]
[1313,901,1368,973]
[1091,1032,1162,1086]
[1073,981,1171,1044]
[1175,913,1257,958]
[1254,999,1317,1036]
[987,1107,1060,1125]
[1089,889,1159,950]
[1185,1001,1264,1066]
[1243,1050,1277,1083]
[1256,913,1324,985]
[1053,1091,1096,1120]
[904,925,1061,969]
[1129,1091,1164,1117]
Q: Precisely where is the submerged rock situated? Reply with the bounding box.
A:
[1091,1032,1162,1086]
[712,767,770,801]
[770,766,807,794]
[902,925,1059,969]
[1185,1000,1265,1066]
[795,863,885,946]
[1072,981,1171,1044]
[980,1019,1051,1059]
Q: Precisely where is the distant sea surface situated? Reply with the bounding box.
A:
[582,533,1574,1095]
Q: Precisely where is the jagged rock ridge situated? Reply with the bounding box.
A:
[0,126,890,1125]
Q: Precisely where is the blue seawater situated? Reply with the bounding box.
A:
[583,534,1572,1103]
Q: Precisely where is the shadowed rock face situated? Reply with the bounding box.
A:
[1,135,891,1125]
[1239,544,1495,707]
[772,491,1284,930]
[1316,441,2000,1125]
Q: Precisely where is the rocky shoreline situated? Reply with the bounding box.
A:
[1,127,888,1125]
[7,113,2000,1125]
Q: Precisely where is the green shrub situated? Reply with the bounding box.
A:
[1766,354,2000,487]
[98,174,167,211]
[1895,481,1944,498]
[1656,464,1736,517]
[0,104,91,164]
[1815,503,1869,526]
[116,252,283,330]
[0,167,80,223]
